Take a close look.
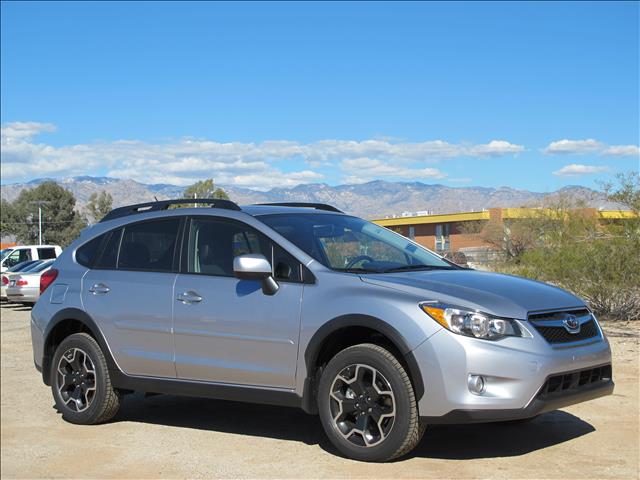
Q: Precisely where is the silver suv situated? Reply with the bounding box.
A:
[31,199,613,462]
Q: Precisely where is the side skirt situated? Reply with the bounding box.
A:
[110,370,303,409]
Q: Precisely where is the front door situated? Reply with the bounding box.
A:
[173,216,303,388]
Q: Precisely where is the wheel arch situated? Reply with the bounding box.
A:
[301,314,424,414]
[42,308,119,386]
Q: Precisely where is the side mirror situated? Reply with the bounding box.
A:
[233,254,279,295]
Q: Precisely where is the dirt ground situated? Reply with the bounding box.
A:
[1,304,638,479]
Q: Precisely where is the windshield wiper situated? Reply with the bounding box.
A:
[334,267,382,274]
[380,264,455,273]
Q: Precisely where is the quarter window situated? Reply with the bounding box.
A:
[94,229,122,270]
[76,235,105,267]
[273,244,301,282]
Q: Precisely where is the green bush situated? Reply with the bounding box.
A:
[503,235,640,321]
[493,172,640,321]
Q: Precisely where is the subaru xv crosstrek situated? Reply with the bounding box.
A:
[31,199,613,462]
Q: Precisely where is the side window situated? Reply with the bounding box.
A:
[273,244,301,282]
[118,218,180,272]
[94,229,122,270]
[37,247,57,260]
[76,235,105,268]
[188,218,270,276]
[232,230,262,257]
[5,249,32,267]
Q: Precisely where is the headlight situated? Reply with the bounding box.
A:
[420,302,523,340]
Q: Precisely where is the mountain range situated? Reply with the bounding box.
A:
[0,176,619,219]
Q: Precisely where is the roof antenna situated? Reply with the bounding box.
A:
[154,196,158,202]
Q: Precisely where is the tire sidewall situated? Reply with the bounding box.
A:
[317,345,416,462]
[50,333,109,424]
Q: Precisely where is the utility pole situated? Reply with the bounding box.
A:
[30,201,50,245]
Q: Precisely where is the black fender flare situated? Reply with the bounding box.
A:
[302,314,425,412]
[42,308,120,385]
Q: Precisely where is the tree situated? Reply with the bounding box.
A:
[183,179,229,201]
[85,191,113,223]
[3,182,87,247]
[602,171,640,214]
[0,198,16,235]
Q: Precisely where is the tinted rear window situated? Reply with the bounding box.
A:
[37,247,57,260]
[118,218,180,272]
[76,235,105,268]
[94,229,122,270]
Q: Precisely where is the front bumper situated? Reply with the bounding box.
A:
[423,368,613,423]
[413,326,613,423]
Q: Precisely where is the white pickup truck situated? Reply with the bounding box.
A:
[0,245,62,272]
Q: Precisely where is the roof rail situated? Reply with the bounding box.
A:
[253,202,343,213]
[100,198,241,222]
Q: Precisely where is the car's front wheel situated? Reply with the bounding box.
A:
[317,343,425,462]
[51,332,121,424]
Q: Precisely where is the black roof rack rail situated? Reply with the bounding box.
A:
[253,202,343,213]
[100,198,241,223]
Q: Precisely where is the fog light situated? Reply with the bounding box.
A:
[468,374,486,395]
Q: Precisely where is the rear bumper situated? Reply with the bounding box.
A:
[7,287,38,304]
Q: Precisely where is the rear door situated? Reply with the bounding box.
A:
[81,217,183,378]
[172,216,304,388]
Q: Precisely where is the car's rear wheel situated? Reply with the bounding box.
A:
[51,332,121,424]
[317,343,425,462]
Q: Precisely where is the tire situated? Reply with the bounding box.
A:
[51,332,121,424]
[317,343,425,462]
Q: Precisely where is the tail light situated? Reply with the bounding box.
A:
[1,276,7,286]
[40,269,59,294]
[16,279,28,286]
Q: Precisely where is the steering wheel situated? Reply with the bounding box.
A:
[345,255,375,269]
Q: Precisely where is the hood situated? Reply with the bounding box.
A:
[361,269,584,320]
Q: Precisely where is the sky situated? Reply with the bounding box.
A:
[1,1,638,191]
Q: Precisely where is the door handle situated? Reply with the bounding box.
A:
[177,291,203,304]
[89,283,110,295]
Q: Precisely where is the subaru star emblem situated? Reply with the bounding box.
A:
[563,314,581,334]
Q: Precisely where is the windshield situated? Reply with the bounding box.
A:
[0,248,12,260]
[259,213,455,273]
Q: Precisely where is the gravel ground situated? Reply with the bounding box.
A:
[1,303,638,479]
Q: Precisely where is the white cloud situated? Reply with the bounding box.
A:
[603,145,640,156]
[553,164,610,176]
[544,139,640,157]
[0,121,56,141]
[469,140,525,156]
[341,158,445,184]
[0,121,525,189]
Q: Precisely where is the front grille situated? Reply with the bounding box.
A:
[528,308,590,322]
[528,308,599,344]
[537,364,612,399]
[534,319,599,344]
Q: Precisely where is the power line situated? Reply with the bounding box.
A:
[0,221,78,225]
